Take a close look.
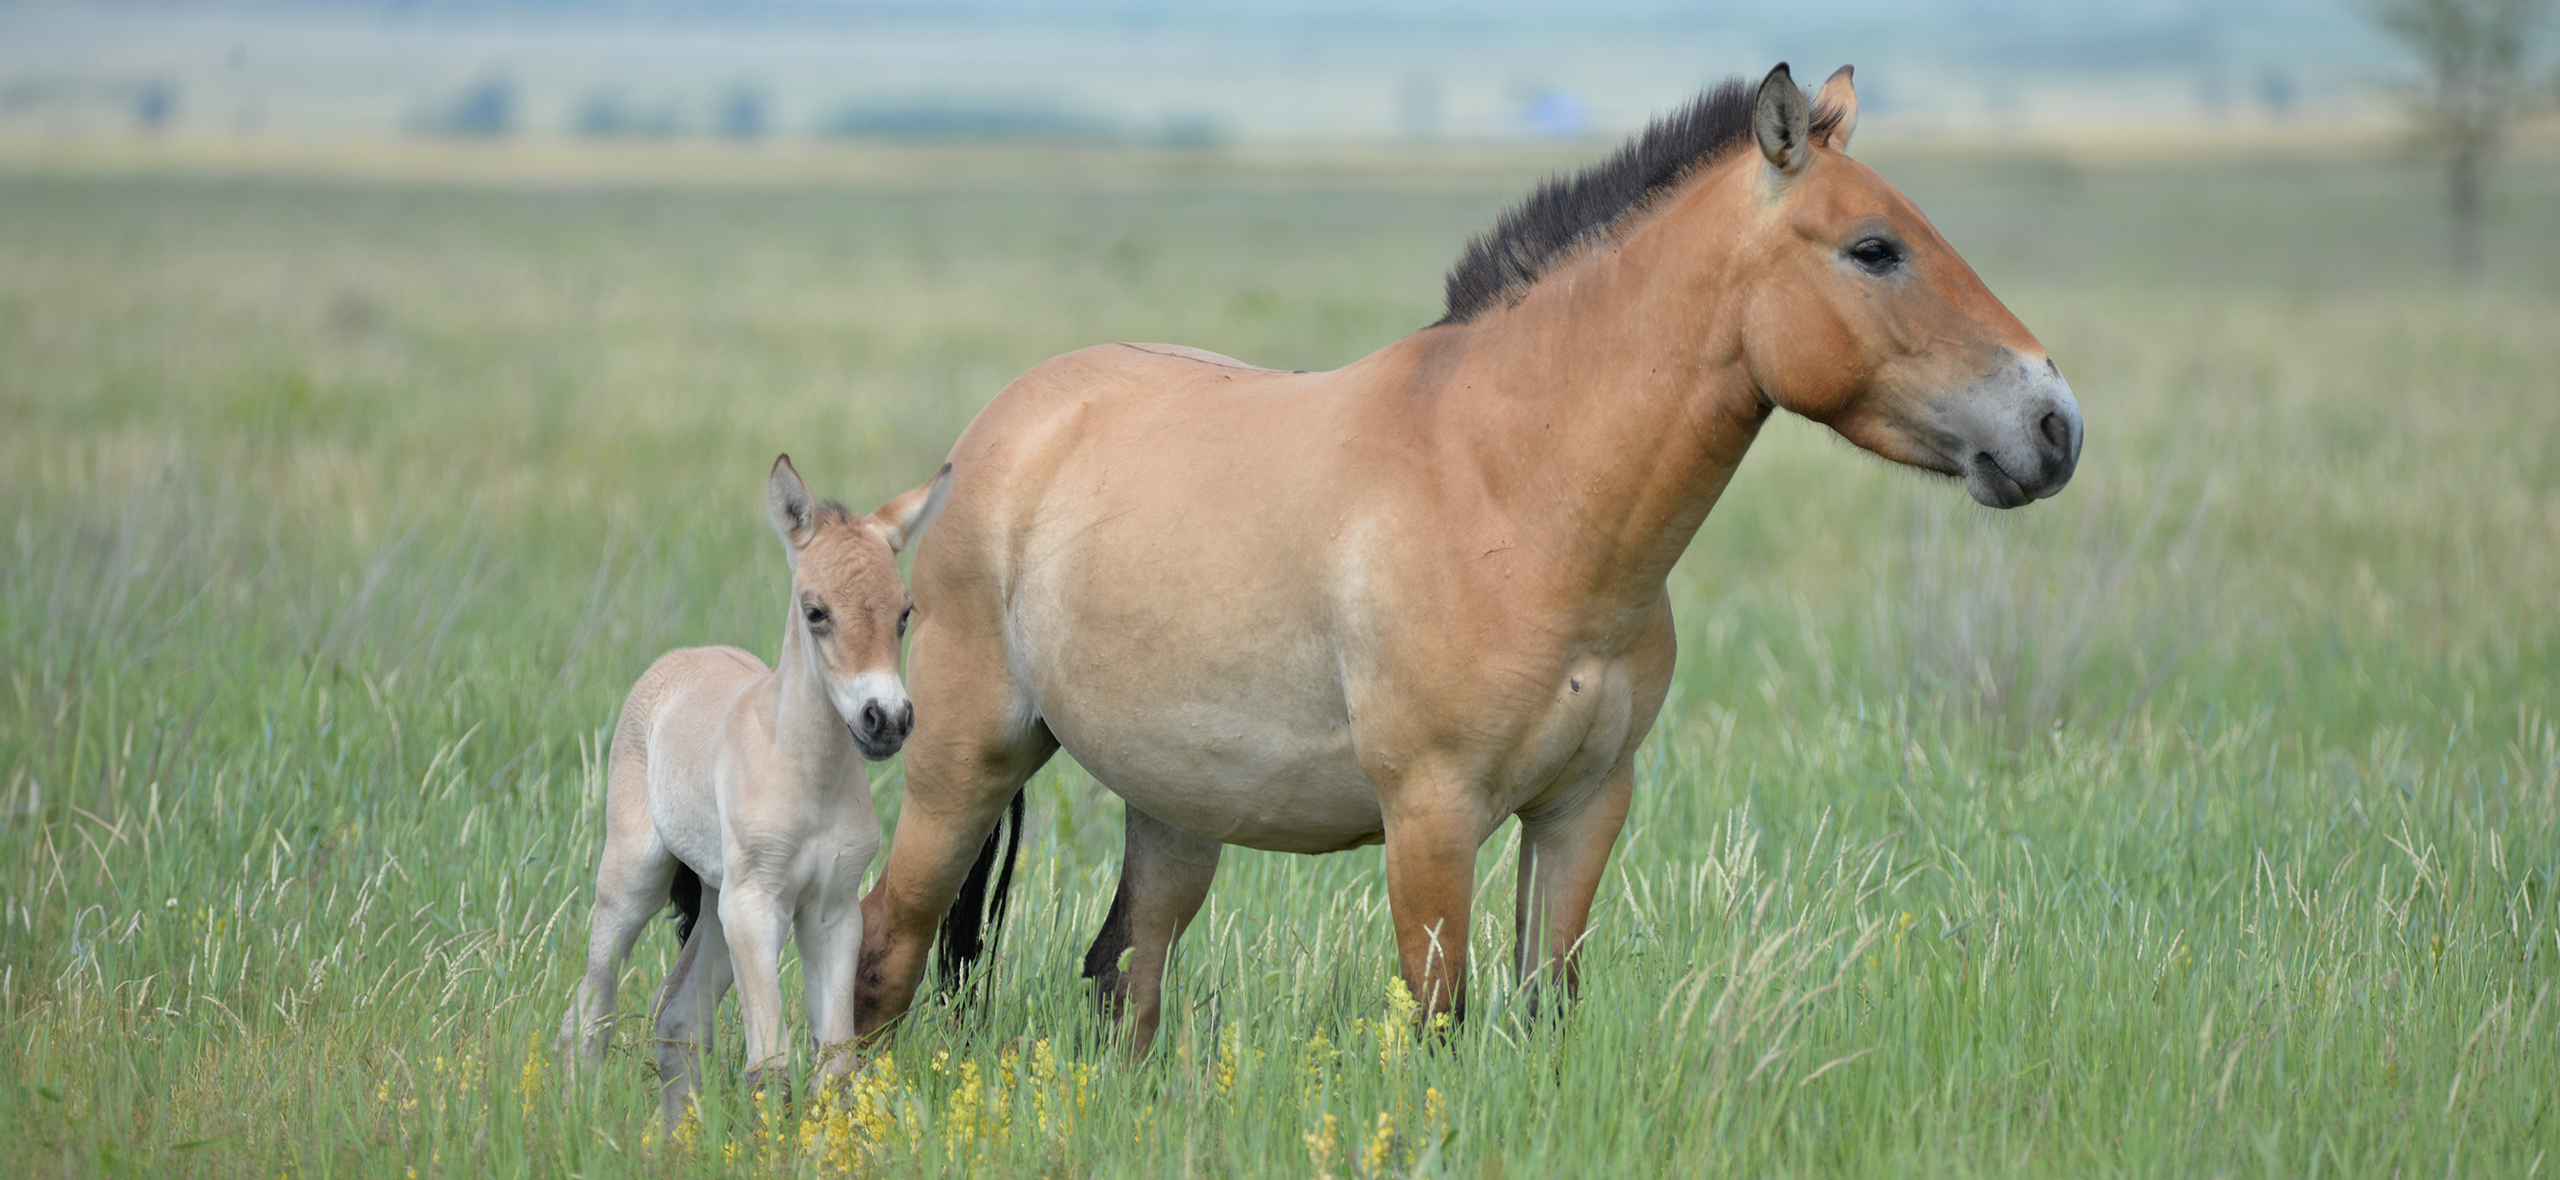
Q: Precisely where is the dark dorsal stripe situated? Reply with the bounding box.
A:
[1438,74,1845,325]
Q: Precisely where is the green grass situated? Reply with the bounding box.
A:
[3,143,2556,1177]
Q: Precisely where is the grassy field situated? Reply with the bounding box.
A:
[3,139,2556,1177]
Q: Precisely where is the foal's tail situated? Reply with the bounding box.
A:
[934,788,1026,1001]
[669,863,703,948]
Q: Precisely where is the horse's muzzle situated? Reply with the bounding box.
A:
[1959,355,2081,508]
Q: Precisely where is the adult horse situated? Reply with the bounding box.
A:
[855,64,2081,1048]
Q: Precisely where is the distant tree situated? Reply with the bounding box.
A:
[412,75,514,138]
[134,80,176,133]
[2355,0,2556,275]
[716,86,768,140]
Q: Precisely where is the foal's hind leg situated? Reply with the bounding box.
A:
[559,753,679,1066]
[652,885,735,1128]
[1082,806,1222,1057]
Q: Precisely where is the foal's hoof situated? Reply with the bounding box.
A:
[660,1088,699,1132]
[743,1068,796,1119]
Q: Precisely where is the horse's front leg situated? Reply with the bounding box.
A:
[854,621,1056,1040]
[1081,805,1222,1058]
[717,873,797,1103]
[1513,757,1636,1005]
[1380,780,1498,1027]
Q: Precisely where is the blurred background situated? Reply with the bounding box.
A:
[0,0,2415,147]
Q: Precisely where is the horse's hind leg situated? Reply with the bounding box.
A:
[559,750,678,1067]
[651,884,734,1128]
[1081,806,1221,1057]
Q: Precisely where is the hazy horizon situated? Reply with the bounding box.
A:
[3,0,2405,147]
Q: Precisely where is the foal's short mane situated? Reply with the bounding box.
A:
[1437,75,1848,325]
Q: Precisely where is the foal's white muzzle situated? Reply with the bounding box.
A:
[834,672,915,760]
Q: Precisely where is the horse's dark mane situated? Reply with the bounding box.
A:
[1438,73,1845,325]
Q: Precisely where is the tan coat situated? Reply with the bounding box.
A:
[859,65,2081,1049]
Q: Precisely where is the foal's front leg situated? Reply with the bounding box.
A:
[718,874,797,1100]
[796,886,866,1082]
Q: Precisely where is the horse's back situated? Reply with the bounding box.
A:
[940,340,1356,535]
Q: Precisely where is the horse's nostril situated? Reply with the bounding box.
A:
[895,703,915,737]
[2039,411,2070,452]
[861,701,887,737]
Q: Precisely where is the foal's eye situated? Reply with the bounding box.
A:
[804,604,830,628]
[1848,237,1902,272]
[898,605,913,636]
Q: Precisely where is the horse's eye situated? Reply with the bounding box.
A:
[1848,237,1901,272]
[898,604,913,636]
[804,604,830,628]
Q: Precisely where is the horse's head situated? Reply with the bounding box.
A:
[766,455,952,760]
[1729,64,2081,507]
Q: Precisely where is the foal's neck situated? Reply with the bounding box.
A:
[771,614,854,774]
[1404,159,1771,625]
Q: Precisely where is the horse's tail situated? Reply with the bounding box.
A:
[935,788,1027,1001]
[669,863,702,948]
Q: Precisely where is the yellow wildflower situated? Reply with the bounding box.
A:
[1304,1110,1340,1180]
[516,1034,545,1115]
[1378,977,1419,1069]
[1301,1032,1337,1103]
[669,1102,701,1155]
[1214,1025,1240,1098]
[1363,1110,1398,1177]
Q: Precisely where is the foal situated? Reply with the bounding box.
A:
[560,454,948,1122]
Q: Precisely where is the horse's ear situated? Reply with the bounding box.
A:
[767,453,818,552]
[1753,63,1812,178]
[1812,65,1857,152]
[871,462,952,555]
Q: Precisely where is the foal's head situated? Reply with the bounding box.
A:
[765,454,951,760]
[1727,65,2083,507]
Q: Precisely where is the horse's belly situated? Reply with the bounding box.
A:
[1104,755,1386,855]
[1010,517,1384,851]
[1038,693,1384,854]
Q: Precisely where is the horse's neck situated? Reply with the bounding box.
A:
[769,623,851,773]
[1394,193,1770,620]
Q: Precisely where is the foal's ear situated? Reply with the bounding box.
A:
[1812,65,1858,152]
[1753,62,1812,178]
[767,453,819,551]
[870,462,953,555]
